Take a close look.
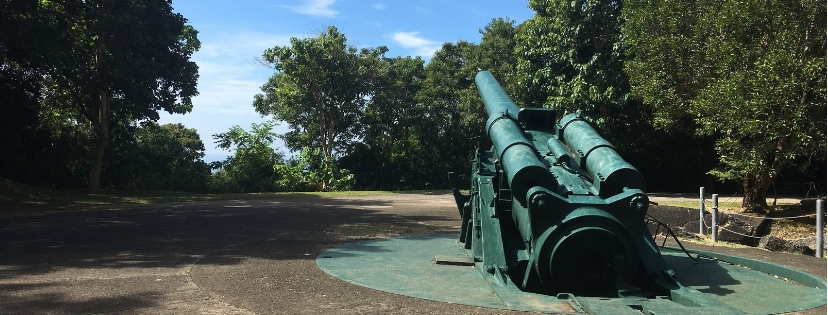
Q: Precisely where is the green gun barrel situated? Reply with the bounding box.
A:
[557,114,645,198]
[475,71,555,205]
[476,71,521,119]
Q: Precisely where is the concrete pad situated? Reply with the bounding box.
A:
[0,194,823,314]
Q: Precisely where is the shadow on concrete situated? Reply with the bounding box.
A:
[0,196,457,313]
[0,282,160,314]
[0,198,455,273]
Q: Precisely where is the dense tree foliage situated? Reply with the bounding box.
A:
[1,0,201,191]
[509,1,719,193]
[209,122,285,193]
[413,41,480,187]
[105,122,211,191]
[624,0,827,209]
[52,0,199,191]
[2,2,823,206]
[514,0,628,125]
[253,26,385,191]
[255,22,521,190]
[276,147,354,192]
[340,56,427,189]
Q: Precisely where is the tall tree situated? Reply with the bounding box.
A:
[1,1,200,190]
[624,0,827,209]
[38,0,200,191]
[253,26,385,190]
[477,18,519,95]
[514,0,629,125]
[405,20,518,189]
[0,0,83,188]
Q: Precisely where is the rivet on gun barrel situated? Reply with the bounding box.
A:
[449,70,683,299]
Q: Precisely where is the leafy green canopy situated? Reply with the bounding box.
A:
[275,147,354,192]
[105,122,210,191]
[515,0,629,126]
[253,26,387,191]
[624,0,826,209]
[0,0,200,190]
[210,122,285,193]
[254,26,385,158]
[340,56,426,189]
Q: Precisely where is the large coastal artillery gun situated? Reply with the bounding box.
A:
[316,72,826,312]
[449,71,679,298]
[314,70,827,311]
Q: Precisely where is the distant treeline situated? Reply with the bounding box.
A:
[1,1,824,209]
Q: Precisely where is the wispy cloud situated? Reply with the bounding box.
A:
[199,31,295,60]
[159,28,300,154]
[190,29,299,115]
[391,32,441,57]
[281,0,338,18]
[372,4,385,10]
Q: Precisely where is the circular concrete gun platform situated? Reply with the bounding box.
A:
[317,234,827,315]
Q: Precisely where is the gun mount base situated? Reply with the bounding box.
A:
[317,234,826,315]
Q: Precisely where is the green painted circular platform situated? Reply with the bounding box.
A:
[316,234,826,314]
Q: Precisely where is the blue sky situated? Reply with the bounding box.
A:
[158,0,535,163]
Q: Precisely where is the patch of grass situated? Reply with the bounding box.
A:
[677,236,753,249]
[0,178,73,206]
[0,178,394,215]
[762,205,818,240]
[390,190,454,195]
[656,200,743,209]
[767,219,815,240]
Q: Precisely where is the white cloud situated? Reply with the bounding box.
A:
[189,29,299,115]
[372,4,385,10]
[198,31,295,59]
[281,0,338,18]
[158,28,302,154]
[188,74,264,115]
[391,32,441,57]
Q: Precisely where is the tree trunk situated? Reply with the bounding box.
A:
[320,120,336,192]
[742,132,792,211]
[742,173,772,211]
[88,89,109,191]
[88,34,109,191]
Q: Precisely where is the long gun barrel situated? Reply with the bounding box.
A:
[476,71,521,118]
[475,72,555,205]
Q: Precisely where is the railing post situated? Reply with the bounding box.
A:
[712,194,718,243]
[699,187,705,235]
[817,199,824,259]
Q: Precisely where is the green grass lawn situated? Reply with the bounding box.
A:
[0,178,416,215]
